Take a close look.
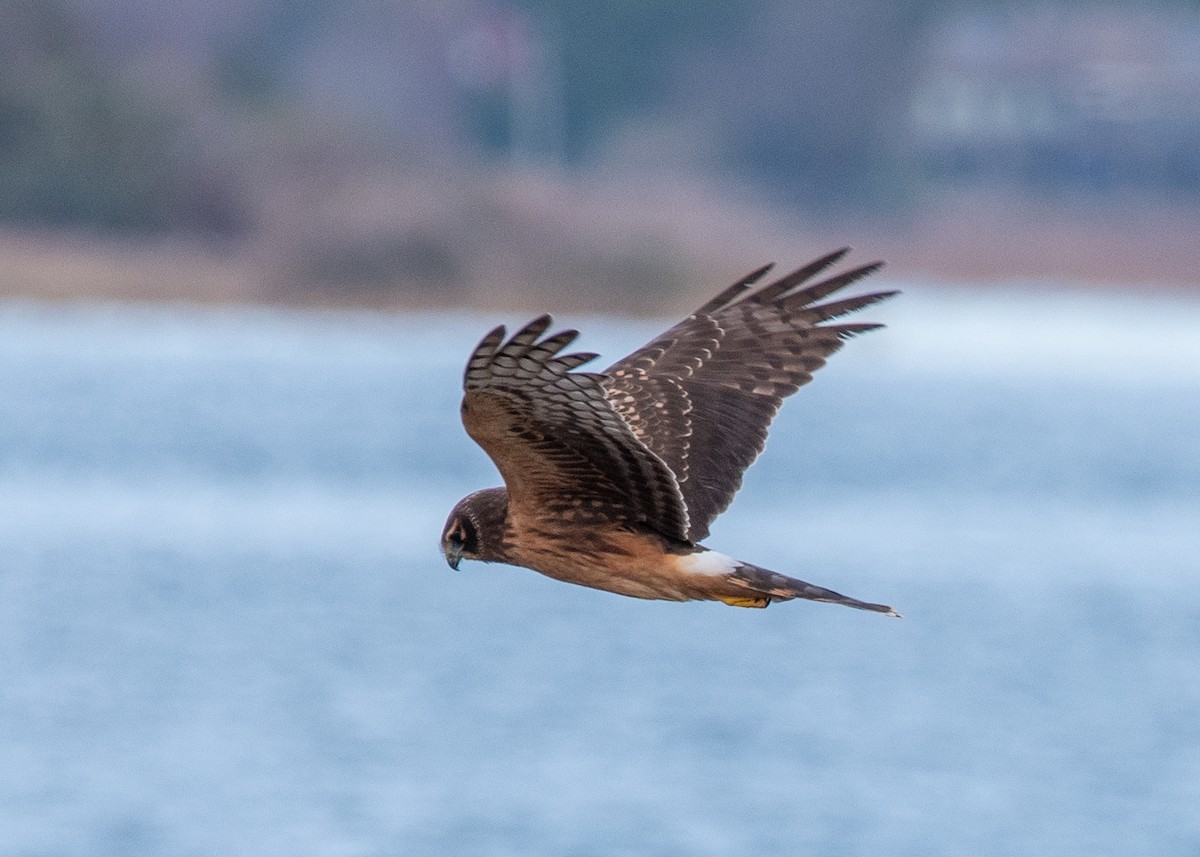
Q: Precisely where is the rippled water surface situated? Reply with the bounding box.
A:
[2,287,1198,856]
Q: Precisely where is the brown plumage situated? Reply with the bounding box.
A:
[441,248,900,616]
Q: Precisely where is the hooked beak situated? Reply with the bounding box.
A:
[445,543,463,571]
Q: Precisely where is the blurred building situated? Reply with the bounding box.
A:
[907,5,1200,196]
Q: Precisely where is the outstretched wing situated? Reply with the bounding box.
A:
[603,248,896,542]
[461,316,690,541]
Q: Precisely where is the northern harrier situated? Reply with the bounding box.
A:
[441,248,899,616]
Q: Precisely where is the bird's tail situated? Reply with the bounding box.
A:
[725,562,901,617]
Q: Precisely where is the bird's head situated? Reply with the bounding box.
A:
[441,487,509,569]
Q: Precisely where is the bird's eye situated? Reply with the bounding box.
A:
[446,520,470,549]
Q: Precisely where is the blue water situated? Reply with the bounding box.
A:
[1,287,1198,856]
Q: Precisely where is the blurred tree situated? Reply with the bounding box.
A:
[688,0,938,211]
[214,0,335,102]
[503,0,759,163]
[488,0,937,208]
[0,0,245,234]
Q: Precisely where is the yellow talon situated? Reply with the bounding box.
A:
[717,594,771,608]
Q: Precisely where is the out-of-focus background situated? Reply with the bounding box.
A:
[1,0,1198,308]
[2,3,1199,857]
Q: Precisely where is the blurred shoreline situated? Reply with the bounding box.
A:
[3,176,1197,316]
[6,1,1199,316]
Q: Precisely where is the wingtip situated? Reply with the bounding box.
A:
[473,323,508,358]
[751,247,861,304]
[694,263,777,315]
[520,314,555,338]
[812,246,854,272]
[745,262,776,284]
[554,349,599,371]
[827,322,886,340]
[463,323,509,388]
[840,260,887,286]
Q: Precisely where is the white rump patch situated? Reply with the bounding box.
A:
[678,550,740,576]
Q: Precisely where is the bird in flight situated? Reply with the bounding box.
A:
[441,248,900,616]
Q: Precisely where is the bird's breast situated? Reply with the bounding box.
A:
[503,520,731,602]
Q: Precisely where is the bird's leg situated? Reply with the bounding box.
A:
[715,594,772,608]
